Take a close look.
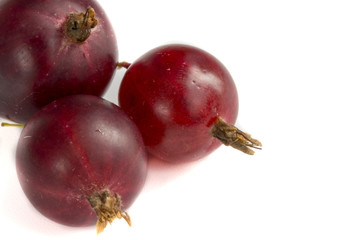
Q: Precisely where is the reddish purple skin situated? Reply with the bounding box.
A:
[16,95,147,227]
[119,44,239,163]
[0,0,118,123]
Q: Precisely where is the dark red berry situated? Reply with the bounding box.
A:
[16,95,147,233]
[0,0,118,123]
[119,44,261,163]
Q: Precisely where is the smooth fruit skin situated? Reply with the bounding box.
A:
[0,0,118,123]
[16,95,147,227]
[119,44,239,163]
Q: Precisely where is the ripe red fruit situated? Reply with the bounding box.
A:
[16,95,147,233]
[0,0,118,123]
[119,44,261,163]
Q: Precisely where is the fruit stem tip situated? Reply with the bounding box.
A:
[117,61,131,69]
[65,6,98,43]
[211,117,262,155]
[88,190,131,234]
[1,122,25,128]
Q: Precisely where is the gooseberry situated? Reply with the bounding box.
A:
[119,44,261,163]
[16,95,147,233]
[0,0,118,123]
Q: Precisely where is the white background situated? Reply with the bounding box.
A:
[1,0,360,239]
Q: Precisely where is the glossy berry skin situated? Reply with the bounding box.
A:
[0,0,118,123]
[119,44,239,163]
[16,95,147,227]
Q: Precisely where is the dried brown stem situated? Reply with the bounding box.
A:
[211,117,262,155]
[65,7,98,43]
[88,190,131,234]
[117,61,131,69]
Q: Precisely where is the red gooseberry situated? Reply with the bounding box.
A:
[16,95,147,234]
[0,0,118,123]
[119,44,261,163]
